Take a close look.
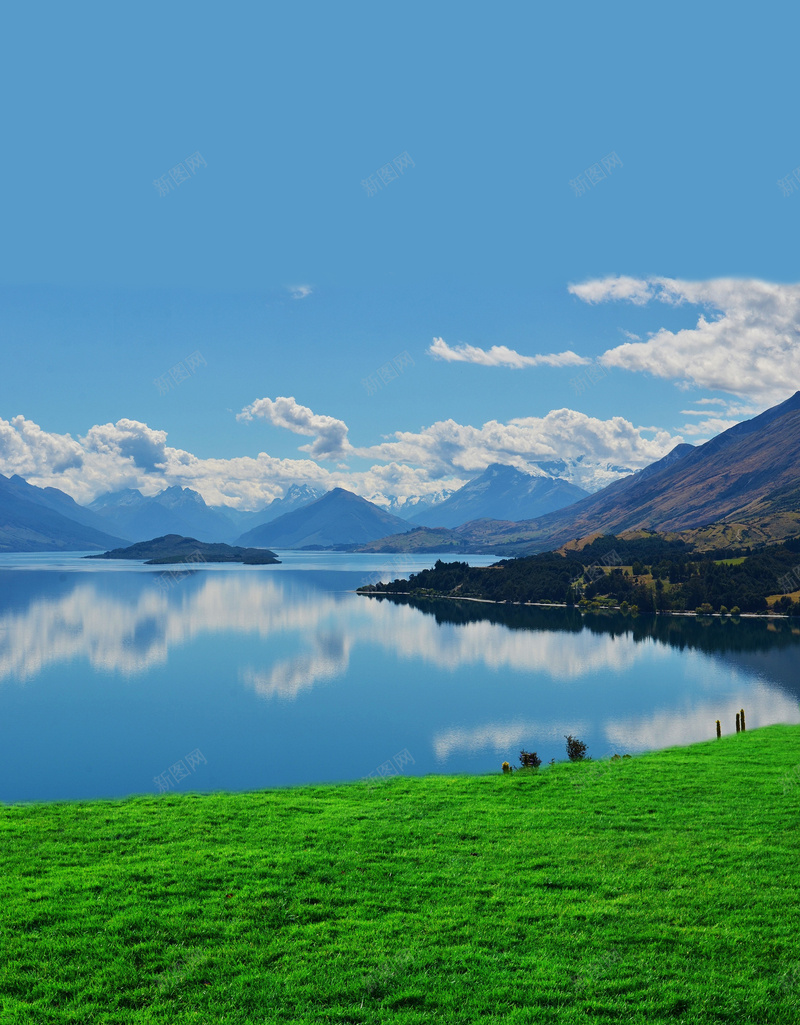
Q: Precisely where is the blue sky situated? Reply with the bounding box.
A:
[2,1,799,510]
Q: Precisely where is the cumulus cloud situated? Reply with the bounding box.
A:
[287,284,312,299]
[429,336,589,368]
[148,451,330,509]
[1,386,688,513]
[237,396,350,460]
[342,461,468,509]
[83,419,168,473]
[0,416,179,503]
[569,275,800,405]
[0,413,333,508]
[356,408,681,491]
[0,416,83,476]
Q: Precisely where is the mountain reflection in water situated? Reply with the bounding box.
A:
[1,559,798,802]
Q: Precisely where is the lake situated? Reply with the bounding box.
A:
[1,551,799,804]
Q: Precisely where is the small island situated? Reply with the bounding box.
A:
[85,534,280,565]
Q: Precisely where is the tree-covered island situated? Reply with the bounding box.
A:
[85,534,280,565]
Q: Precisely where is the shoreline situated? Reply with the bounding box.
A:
[356,590,796,619]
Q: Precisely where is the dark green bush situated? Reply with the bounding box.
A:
[565,735,588,762]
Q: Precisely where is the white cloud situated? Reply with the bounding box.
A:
[570,275,800,405]
[0,402,684,509]
[344,461,468,509]
[237,396,350,460]
[0,415,84,476]
[287,284,312,299]
[83,419,169,473]
[0,413,332,508]
[677,417,739,437]
[356,408,681,491]
[429,336,589,368]
[569,275,661,306]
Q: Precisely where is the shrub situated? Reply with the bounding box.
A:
[501,761,512,774]
[730,606,741,616]
[565,735,588,762]
[519,750,542,769]
[719,605,728,616]
[696,603,714,616]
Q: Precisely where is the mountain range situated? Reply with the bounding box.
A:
[359,391,800,555]
[88,482,329,544]
[407,463,588,528]
[89,486,239,544]
[4,392,800,554]
[0,474,129,552]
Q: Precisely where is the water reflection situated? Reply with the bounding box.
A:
[0,570,349,680]
[1,564,799,802]
[3,568,800,700]
[241,633,351,700]
[0,571,659,685]
[374,596,800,756]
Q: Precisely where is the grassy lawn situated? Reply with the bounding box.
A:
[767,590,800,607]
[2,725,800,1024]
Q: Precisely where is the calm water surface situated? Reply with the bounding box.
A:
[1,551,798,803]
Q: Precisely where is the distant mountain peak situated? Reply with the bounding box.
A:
[408,462,588,529]
[156,486,206,507]
[483,461,549,478]
[236,486,412,548]
[283,482,322,498]
[86,484,237,544]
[437,393,800,553]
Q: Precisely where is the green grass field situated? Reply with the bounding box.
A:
[3,725,800,1024]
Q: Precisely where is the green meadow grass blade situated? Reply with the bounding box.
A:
[2,724,800,1023]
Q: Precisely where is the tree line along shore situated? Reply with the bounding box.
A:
[358,533,800,615]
